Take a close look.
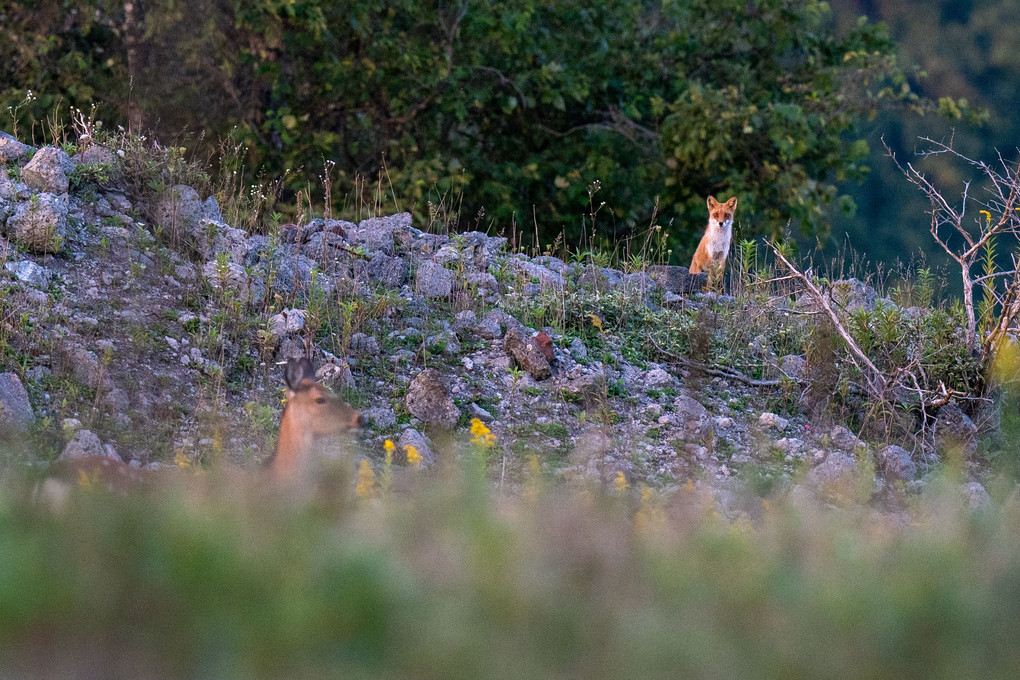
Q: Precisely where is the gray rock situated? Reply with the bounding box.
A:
[620,271,657,297]
[477,311,504,339]
[397,428,435,466]
[512,256,564,287]
[361,407,397,428]
[796,278,879,314]
[20,146,74,194]
[349,212,412,254]
[4,192,68,252]
[304,230,348,259]
[105,192,133,213]
[203,259,258,305]
[349,332,380,357]
[360,252,408,288]
[569,337,588,362]
[405,368,460,427]
[5,260,50,288]
[269,308,306,340]
[415,260,454,299]
[828,425,864,451]
[758,412,789,431]
[646,265,706,294]
[59,429,121,461]
[209,221,251,263]
[643,367,675,388]
[934,403,978,457]
[778,354,807,381]
[255,249,325,299]
[805,452,858,490]
[58,346,104,390]
[503,326,552,380]
[72,145,117,167]
[452,310,479,340]
[469,403,495,422]
[0,373,34,434]
[674,395,713,440]
[102,387,131,413]
[0,132,32,164]
[154,185,219,252]
[960,481,991,510]
[876,444,917,480]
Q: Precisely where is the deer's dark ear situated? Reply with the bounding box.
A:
[285,358,315,390]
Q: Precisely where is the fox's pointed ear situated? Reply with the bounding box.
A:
[706,196,719,209]
[725,197,738,209]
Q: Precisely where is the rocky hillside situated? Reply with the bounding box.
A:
[0,130,999,515]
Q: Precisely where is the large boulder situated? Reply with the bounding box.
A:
[4,192,68,252]
[21,146,75,194]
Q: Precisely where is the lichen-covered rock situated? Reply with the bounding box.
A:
[405,368,460,427]
[21,146,75,194]
[398,428,435,466]
[876,444,918,480]
[674,395,712,440]
[359,252,407,288]
[4,192,68,252]
[154,185,220,251]
[59,429,120,461]
[0,373,34,434]
[0,131,32,164]
[504,326,552,380]
[934,403,979,457]
[349,212,412,254]
[415,260,454,299]
[203,259,261,305]
[646,265,706,294]
[269,308,306,340]
[5,260,51,288]
[72,145,118,167]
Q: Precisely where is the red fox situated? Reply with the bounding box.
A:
[689,195,738,275]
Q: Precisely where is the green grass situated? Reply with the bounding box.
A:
[1,445,1020,679]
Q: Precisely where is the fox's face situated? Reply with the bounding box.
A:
[707,195,738,229]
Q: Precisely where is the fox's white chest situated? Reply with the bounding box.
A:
[703,219,732,259]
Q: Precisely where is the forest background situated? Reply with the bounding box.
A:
[0,0,1011,276]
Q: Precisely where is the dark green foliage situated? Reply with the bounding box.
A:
[0,0,956,252]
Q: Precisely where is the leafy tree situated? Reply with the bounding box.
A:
[1,0,966,255]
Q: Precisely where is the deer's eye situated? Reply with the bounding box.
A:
[316,397,327,404]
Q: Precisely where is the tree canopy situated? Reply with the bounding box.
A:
[1,0,967,252]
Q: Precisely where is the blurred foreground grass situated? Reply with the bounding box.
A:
[2,452,1020,679]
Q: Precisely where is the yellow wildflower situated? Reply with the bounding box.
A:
[588,313,604,332]
[354,459,377,498]
[404,445,423,467]
[470,418,497,447]
[174,450,192,468]
[614,470,629,493]
[383,439,396,454]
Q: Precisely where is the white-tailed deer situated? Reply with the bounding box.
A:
[40,358,362,500]
[267,357,364,480]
